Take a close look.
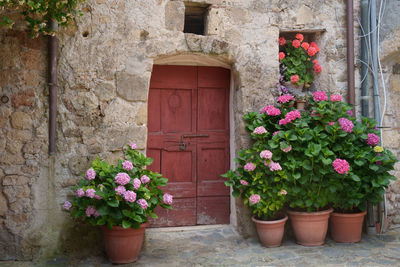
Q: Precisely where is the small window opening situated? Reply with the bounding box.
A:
[184,3,210,35]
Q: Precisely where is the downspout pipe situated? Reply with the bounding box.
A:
[49,20,58,155]
[346,0,355,108]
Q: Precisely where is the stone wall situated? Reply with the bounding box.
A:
[4,0,397,260]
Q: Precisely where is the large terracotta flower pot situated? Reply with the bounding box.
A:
[252,215,288,248]
[101,223,148,264]
[287,208,333,246]
[330,210,367,243]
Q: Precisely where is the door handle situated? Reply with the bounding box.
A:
[179,134,209,150]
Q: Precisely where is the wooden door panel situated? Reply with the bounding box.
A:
[198,87,227,131]
[197,196,230,225]
[150,198,196,227]
[148,65,230,227]
[150,65,197,89]
[197,143,230,197]
[161,89,193,133]
[198,67,230,88]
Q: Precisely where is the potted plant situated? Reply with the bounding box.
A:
[279,34,321,90]
[222,108,289,247]
[250,91,340,246]
[63,142,173,263]
[309,98,398,242]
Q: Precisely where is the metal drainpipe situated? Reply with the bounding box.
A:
[49,20,58,155]
[346,0,356,108]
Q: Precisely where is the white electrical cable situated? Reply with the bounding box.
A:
[376,0,388,234]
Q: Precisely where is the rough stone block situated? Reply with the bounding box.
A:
[297,5,313,25]
[0,192,7,216]
[105,126,147,151]
[6,140,23,155]
[116,72,150,102]
[21,49,45,71]
[103,98,138,125]
[165,1,185,31]
[0,108,10,128]
[0,154,25,165]
[135,103,147,126]
[11,89,35,108]
[7,130,32,142]
[10,111,32,130]
[2,175,29,186]
[94,82,115,102]
[3,185,30,203]
[68,156,90,176]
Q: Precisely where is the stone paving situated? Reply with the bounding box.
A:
[3,225,400,267]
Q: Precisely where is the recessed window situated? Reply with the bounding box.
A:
[184,3,210,35]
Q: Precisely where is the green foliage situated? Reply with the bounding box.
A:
[67,144,172,229]
[0,0,85,37]
[224,91,398,215]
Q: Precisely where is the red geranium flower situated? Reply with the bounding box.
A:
[290,75,299,84]
[279,37,286,46]
[296,33,304,42]
[301,42,310,50]
[292,40,301,48]
[279,52,285,60]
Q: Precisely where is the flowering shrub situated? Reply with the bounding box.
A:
[63,143,172,229]
[279,34,320,87]
[226,91,397,213]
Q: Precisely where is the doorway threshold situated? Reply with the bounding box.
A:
[146,224,231,233]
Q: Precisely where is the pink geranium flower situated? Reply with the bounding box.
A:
[313,91,328,101]
[277,94,295,104]
[330,94,342,102]
[260,105,281,116]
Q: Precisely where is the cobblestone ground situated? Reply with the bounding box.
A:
[3,226,400,267]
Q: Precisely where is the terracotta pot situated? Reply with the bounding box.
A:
[252,215,288,248]
[101,223,148,264]
[296,101,306,110]
[287,208,333,246]
[330,210,366,243]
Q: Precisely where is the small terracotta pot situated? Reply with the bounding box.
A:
[288,208,333,246]
[330,211,367,243]
[252,215,288,248]
[101,223,148,264]
[296,101,306,110]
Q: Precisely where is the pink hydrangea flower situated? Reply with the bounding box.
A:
[115,172,131,185]
[332,159,350,174]
[313,91,328,101]
[285,110,301,121]
[244,163,256,171]
[338,118,354,133]
[94,194,102,200]
[115,185,126,196]
[163,193,173,205]
[76,188,85,198]
[137,199,148,210]
[85,188,96,198]
[240,180,248,186]
[122,160,133,171]
[330,94,342,102]
[310,110,322,117]
[123,190,137,202]
[63,201,72,210]
[85,168,96,181]
[140,175,150,184]
[260,105,281,116]
[249,194,261,204]
[273,131,279,136]
[277,94,295,104]
[253,126,267,134]
[269,161,282,172]
[133,178,141,190]
[260,150,272,159]
[347,110,354,116]
[280,190,287,195]
[328,121,335,125]
[85,206,98,217]
[366,133,380,146]
[129,142,137,150]
[279,118,290,125]
[281,145,292,153]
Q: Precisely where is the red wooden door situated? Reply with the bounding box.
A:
[147,65,230,227]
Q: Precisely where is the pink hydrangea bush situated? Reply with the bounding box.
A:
[63,143,173,229]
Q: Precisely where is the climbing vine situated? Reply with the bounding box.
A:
[0,0,85,37]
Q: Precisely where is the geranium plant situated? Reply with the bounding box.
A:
[279,33,321,87]
[63,142,173,229]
